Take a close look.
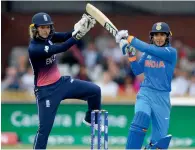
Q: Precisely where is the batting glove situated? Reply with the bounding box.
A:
[115,30,128,43]
[119,39,137,62]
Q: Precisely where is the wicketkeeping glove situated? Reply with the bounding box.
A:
[72,14,96,40]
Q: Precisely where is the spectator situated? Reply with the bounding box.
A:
[120,56,136,82]
[103,39,123,64]
[75,65,91,81]
[82,42,102,69]
[17,55,28,77]
[2,32,195,98]
[189,71,195,97]
[107,58,124,85]
[180,51,195,72]
[96,71,119,97]
[133,74,144,93]
[171,68,190,96]
[172,40,187,59]
[9,46,28,67]
[2,67,23,91]
[21,66,34,93]
[95,29,112,52]
[172,40,195,72]
[118,76,136,96]
[60,45,85,66]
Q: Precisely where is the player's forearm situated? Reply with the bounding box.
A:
[48,37,77,55]
[128,37,148,53]
[130,61,144,76]
[128,37,175,63]
[52,32,73,43]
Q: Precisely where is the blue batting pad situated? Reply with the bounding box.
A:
[126,111,150,149]
[151,134,172,149]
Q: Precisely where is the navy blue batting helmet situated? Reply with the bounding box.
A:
[150,22,172,36]
[32,12,53,26]
[29,12,54,40]
[149,22,172,45]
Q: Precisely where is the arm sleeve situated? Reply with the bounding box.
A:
[130,38,176,63]
[130,53,147,76]
[51,32,73,43]
[29,37,77,58]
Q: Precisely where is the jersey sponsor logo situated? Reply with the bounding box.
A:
[147,55,152,59]
[43,15,48,21]
[156,22,162,30]
[48,40,53,45]
[46,55,56,65]
[165,47,170,52]
[46,100,50,108]
[70,78,74,83]
[145,60,165,68]
[44,46,49,53]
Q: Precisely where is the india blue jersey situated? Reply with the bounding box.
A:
[130,38,177,92]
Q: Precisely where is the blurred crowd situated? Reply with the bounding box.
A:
[2,30,195,97]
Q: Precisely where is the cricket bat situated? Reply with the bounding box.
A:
[86,3,118,37]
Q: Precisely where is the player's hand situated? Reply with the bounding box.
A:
[115,30,128,43]
[119,39,129,55]
[119,39,136,62]
[127,46,136,62]
[72,14,96,40]
[82,14,96,28]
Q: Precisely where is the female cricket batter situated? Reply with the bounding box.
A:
[28,12,101,149]
[115,22,177,149]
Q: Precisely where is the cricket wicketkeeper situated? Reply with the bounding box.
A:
[28,12,102,149]
[115,22,177,149]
